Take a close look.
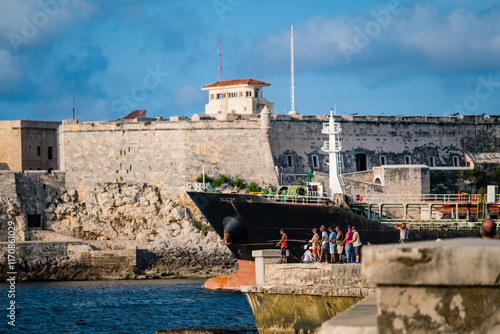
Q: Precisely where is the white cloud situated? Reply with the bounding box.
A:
[0,0,101,51]
[248,3,500,77]
[173,84,206,107]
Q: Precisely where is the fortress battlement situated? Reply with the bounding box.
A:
[272,113,499,124]
[61,113,499,132]
[60,116,263,133]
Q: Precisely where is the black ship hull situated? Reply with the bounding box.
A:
[188,192,401,261]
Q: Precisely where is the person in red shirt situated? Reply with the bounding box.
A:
[344,226,354,263]
[277,229,288,264]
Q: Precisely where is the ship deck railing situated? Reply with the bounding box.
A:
[186,183,500,225]
[346,193,500,205]
[347,193,500,223]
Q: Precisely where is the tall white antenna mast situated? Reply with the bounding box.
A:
[289,25,298,115]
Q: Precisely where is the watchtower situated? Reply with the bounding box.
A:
[201,78,274,115]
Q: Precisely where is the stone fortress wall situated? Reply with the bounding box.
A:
[270,114,500,180]
[56,113,500,198]
[58,118,278,199]
[0,120,59,172]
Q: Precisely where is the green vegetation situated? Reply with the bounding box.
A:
[431,168,500,194]
[248,181,262,192]
[196,175,214,183]
[195,174,248,189]
[230,177,246,189]
[156,191,163,204]
[193,220,213,236]
[212,174,229,187]
[458,167,500,195]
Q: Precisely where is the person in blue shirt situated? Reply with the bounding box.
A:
[328,226,337,263]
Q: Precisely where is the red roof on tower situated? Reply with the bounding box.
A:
[201,78,270,89]
[122,110,146,119]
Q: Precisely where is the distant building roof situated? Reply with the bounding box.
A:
[122,110,146,119]
[201,78,271,89]
[465,152,500,165]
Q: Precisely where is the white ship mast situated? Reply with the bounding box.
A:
[322,105,343,198]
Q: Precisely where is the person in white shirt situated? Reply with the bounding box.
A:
[351,226,362,263]
[319,225,329,264]
[301,245,314,263]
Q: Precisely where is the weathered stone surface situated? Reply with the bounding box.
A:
[319,293,378,334]
[265,263,376,292]
[242,262,376,334]
[362,238,500,286]
[0,239,236,282]
[378,286,500,334]
[244,292,363,334]
[0,180,238,281]
[58,120,279,200]
[362,239,500,334]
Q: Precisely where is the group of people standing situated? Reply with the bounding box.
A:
[304,225,362,264]
[278,219,498,265]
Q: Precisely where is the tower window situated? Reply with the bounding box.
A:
[286,155,293,168]
[37,146,41,156]
[405,156,411,165]
[429,156,435,167]
[312,155,319,169]
[48,146,53,160]
[453,156,460,167]
[355,153,367,171]
[380,155,387,165]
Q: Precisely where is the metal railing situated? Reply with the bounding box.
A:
[321,122,341,134]
[185,182,210,192]
[261,193,332,205]
[346,193,491,204]
[322,141,341,152]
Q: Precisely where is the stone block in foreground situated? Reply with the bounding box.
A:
[362,238,500,334]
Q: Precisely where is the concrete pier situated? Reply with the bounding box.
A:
[241,250,376,333]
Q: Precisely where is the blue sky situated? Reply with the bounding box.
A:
[0,0,500,121]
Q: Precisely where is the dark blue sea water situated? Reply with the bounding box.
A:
[1,279,257,333]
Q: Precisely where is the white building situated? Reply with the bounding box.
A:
[201,78,274,115]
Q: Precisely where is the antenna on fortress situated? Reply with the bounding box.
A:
[72,80,75,120]
[288,25,298,115]
[218,37,222,82]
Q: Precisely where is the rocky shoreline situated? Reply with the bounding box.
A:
[0,182,240,283]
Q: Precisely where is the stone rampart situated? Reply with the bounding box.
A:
[59,118,278,199]
[56,114,500,198]
[269,114,500,178]
[0,171,17,198]
[67,244,137,268]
